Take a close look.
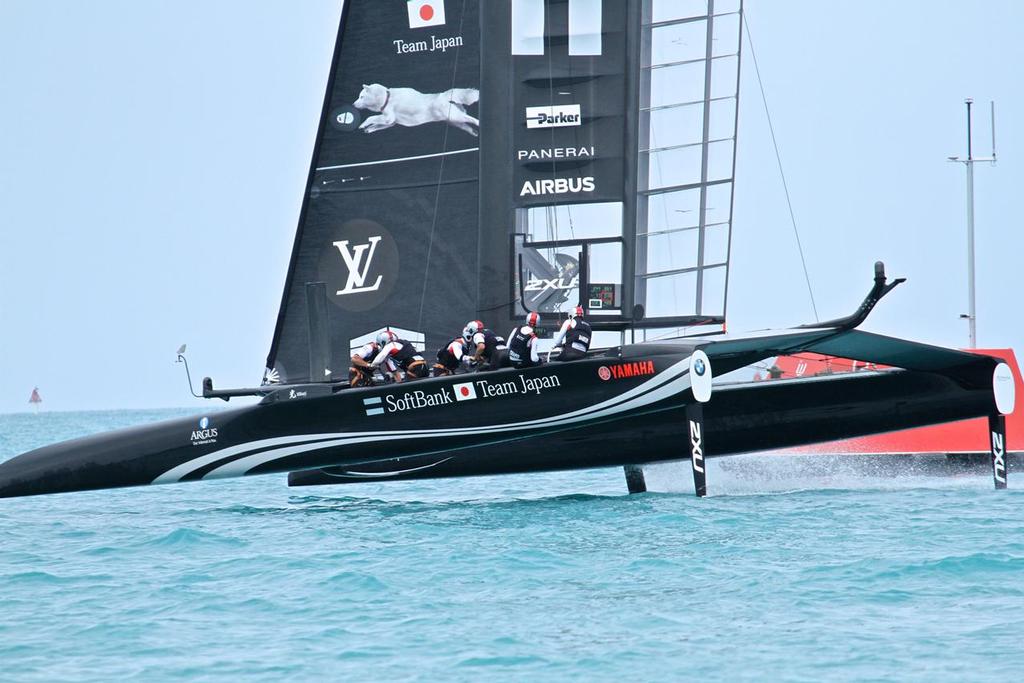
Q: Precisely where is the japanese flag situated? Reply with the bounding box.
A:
[408,0,446,29]
[453,381,477,401]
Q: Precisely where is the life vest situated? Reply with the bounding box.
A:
[436,337,465,371]
[472,329,500,360]
[389,340,423,369]
[508,326,536,365]
[565,319,592,353]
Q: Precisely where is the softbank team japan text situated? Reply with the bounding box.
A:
[393,35,463,54]
[382,375,562,414]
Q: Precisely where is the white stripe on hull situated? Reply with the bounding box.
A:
[153,358,693,485]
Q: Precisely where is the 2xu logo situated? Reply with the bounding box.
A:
[992,430,1007,484]
[689,419,704,474]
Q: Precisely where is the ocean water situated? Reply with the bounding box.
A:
[2,410,1023,682]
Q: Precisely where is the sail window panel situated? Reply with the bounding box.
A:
[706,139,735,183]
[643,187,702,234]
[642,230,700,275]
[707,97,737,141]
[646,103,704,152]
[511,0,545,55]
[699,266,728,317]
[587,242,624,311]
[701,223,731,266]
[649,20,707,67]
[568,0,602,56]
[645,145,703,190]
[647,62,706,109]
[703,182,734,226]
[711,12,741,57]
[522,203,623,243]
[520,245,582,315]
[711,55,741,99]
[644,271,699,318]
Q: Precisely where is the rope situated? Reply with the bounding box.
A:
[417,0,469,330]
[742,12,819,322]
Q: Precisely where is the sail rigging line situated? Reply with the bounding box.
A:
[416,0,470,333]
[741,12,820,322]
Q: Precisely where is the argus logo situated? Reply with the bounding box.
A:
[408,0,446,28]
[191,417,218,445]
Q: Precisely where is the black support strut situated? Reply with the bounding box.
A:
[623,465,647,494]
[687,402,707,497]
[989,414,1008,490]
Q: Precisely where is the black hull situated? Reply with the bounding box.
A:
[0,348,703,498]
[289,368,999,485]
[0,330,1008,499]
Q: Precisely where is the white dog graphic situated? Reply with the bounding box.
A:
[352,83,479,136]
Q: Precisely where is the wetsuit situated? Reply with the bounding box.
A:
[372,339,427,381]
[552,318,592,361]
[349,341,380,386]
[435,337,467,376]
[471,328,502,370]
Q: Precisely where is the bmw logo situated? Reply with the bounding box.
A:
[694,359,706,377]
[199,417,209,430]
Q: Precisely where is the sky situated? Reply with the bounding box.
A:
[1,0,1022,413]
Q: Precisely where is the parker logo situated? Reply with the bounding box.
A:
[190,416,218,446]
[526,105,581,129]
[520,177,594,197]
[333,236,383,295]
[602,361,656,380]
[408,0,445,29]
[453,381,477,401]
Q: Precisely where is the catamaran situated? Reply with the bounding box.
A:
[0,0,1015,499]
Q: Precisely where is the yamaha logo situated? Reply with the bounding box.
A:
[598,366,611,381]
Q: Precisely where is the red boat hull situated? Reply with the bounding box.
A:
[768,349,1021,455]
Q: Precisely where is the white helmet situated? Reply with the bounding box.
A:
[376,330,397,346]
[570,305,584,319]
[463,320,483,341]
[525,311,540,328]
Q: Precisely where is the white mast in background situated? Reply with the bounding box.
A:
[948,98,997,349]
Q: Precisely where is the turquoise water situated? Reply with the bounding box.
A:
[2,409,1023,682]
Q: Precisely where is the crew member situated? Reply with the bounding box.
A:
[551,305,592,361]
[508,311,542,369]
[434,336,469,376]
[370,331,428,382]
[349,337,382,387]
[465,320,503,370]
